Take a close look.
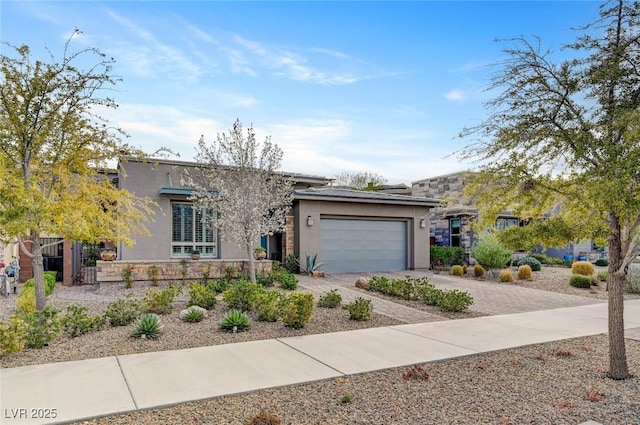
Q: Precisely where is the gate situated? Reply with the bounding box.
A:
[72,242,100,285]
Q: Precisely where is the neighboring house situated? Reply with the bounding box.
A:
[117,158,439,275]
[411,171,597,262]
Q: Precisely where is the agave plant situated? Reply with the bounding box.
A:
[297,252,325,274]
[131,314,163,339]
[219,309,251,333]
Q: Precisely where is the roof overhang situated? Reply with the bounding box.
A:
[294,188,440,208]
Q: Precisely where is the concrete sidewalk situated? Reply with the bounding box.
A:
[2,300,640,425]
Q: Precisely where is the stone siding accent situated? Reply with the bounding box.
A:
[96,259,273,283]
[283,215,295,260]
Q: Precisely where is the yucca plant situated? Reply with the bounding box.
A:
[220,309,250,333]
[131,314,163,339]
[297,252,325,274]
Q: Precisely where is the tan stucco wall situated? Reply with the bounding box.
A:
[118,160,247,261]
[294,199,431,270]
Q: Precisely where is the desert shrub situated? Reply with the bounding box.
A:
[530,253,549,264]
[626,264,640,294]
[572,261,595,276]
[284,253,299,274]
[368,275,433,301]
[473,264,486,278]
[17,305,62,349]
[451,265,464,276]
[515,256,542,272]
[420,286,444,306]
[206,278,229,295]
[142,286,180,315]
[121,264,134,288]
[430,246,465,269]
[437,289,474,312]
[570,274,593,288]
[131,314,163,339]
[223,280,265,311]
[0,316,29,357]
[317,289,342,308]
[254,291,286,322]
[147,265,160,286]
[546,257,567,266]
[62,305,106,337]
[220,309,250,332]
[256,273,275,288]
[104,299,141,327]
[282,293,314,328]
[181,307,205,323]
[16,286,36,313]
[597,271,608,282]
[277,272,298,290]
[343,297,373,321]
[595,258,609,267]
[187,282,218,310]
[23,273,57,296]
[499,269,514,282]
[471,232,512,272]
[518,265,533,280]
[246,411,282,425]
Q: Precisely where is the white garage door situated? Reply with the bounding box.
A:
[320,218,407,273]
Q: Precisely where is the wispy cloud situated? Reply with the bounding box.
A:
[445,89,467,101]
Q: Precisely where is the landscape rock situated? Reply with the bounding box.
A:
[355,276,370,289]
[179,305,208,320]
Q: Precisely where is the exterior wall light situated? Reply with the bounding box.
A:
[307,216,314,226]
[420,218,426,228]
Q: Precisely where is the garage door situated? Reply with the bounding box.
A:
[320,219,407,273]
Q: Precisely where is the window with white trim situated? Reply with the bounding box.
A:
[171,202,217,257]
[450,218,461,247]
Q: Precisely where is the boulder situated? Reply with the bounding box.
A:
[179,305,208,320]
[355,276,369,289]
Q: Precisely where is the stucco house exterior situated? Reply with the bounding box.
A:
[114,158,439,276]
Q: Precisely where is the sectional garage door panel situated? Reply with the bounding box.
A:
[320,219,407,273]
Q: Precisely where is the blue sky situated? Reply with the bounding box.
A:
[2,1,600,185]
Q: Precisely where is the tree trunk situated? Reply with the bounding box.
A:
[246,245,256,283]
[607,227,629,380]
[31,232,46,311]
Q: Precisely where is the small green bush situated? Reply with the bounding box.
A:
[595,258,609,267]
[420,286,444,306]
[437,289,474,312]
[142,286,180,315]
[282,293,314,329]
[147,265,160,286]
[0,316,29,357]
[256,273,275,288]
[284,253,299,274]
[223,280,265,311]
[317,289,342,308]
[16,286,37,313]
[122,264,134,288]
[518,264,533,280]
[343,297,373,321]
[368,275,433,301]
[181,307,205,323]
[62,305,106,338]
[572,261,595,276]
[220,309,251,332]
[17,305,62,349]
[473,264,486,278]
[570,274,593,288]
[254,291,286,322]
[187,282,218,310]
[104,299,141,327]
[23,273,57,296]
[131,314,163,339]
[451,265,464,276]
[626,264,640,294]
[471,231,512,271]
[530,253,549,264]
[276,270,298,290]
[597,271,608,282]
[516,256,542,272]
[499,269,514,282]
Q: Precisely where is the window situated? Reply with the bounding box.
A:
[450,218,461,247]
[171,202,217,257]
[496,218,519,230]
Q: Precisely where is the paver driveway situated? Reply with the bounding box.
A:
[298,270,603,321]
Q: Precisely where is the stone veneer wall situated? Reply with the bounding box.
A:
[283,216,295,260]
[97,259,273,283]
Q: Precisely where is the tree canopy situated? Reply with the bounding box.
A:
[0,30,156,309]
[183,119,295,283]
[458,0,640,379]
[333,171,387,191]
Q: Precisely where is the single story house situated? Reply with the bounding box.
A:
[113,158,439,276]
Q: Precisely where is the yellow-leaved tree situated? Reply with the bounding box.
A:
[0,30,156,310]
